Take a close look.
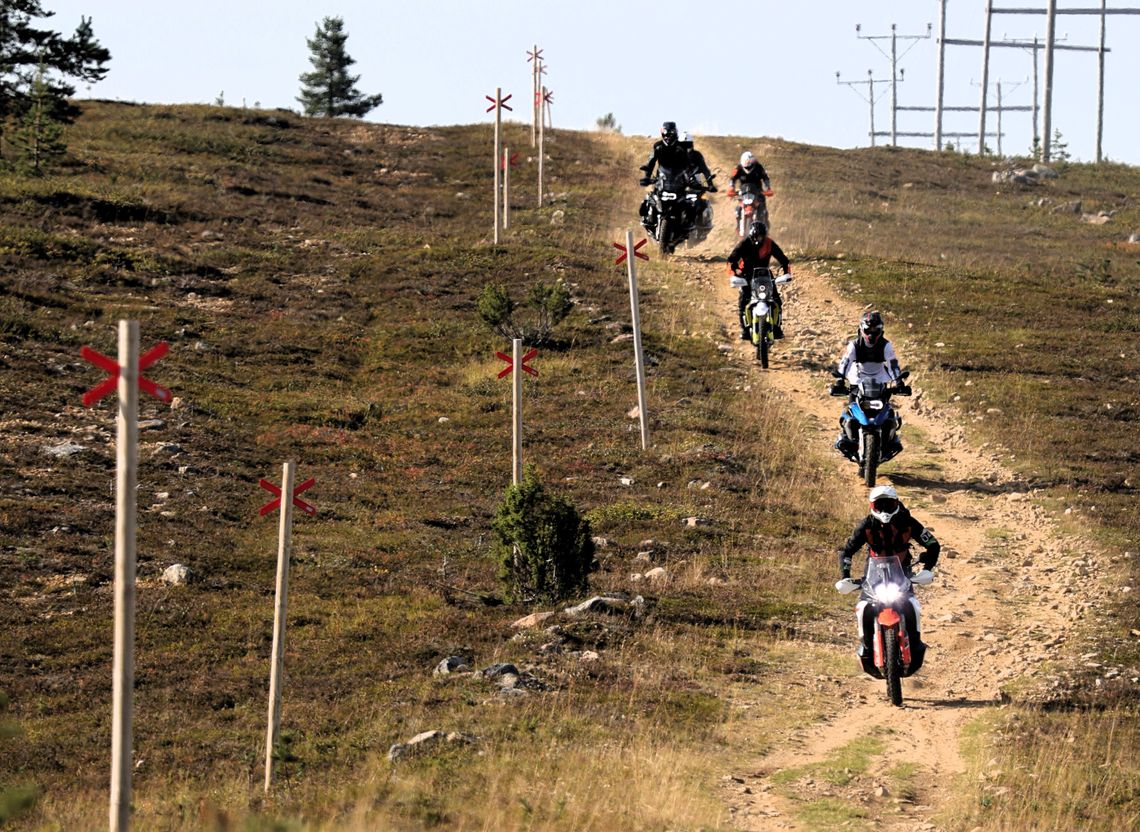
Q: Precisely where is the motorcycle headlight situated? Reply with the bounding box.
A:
[873,583,903,605]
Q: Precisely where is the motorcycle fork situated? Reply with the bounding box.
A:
[873,608,912,669]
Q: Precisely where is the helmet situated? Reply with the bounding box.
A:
[680,131,693,146]
[740,151,756,168]
[860,310,884,347]
[748,220,767,240]
[661,121,678,146]
[869,485,900,523]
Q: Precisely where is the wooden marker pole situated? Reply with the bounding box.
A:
[503,146,510,230]
[537,87,545,208]
[531,45,539,147]
[512,339,523,485]
[625,230,650,450]
[264,460,296,793]
[109,320,139,832]
[493,86,502,244]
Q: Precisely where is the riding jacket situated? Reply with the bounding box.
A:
[729,162,771,193]
[727,236,790,276]
[839,506,940,577]
[837,337,901,385]
[640,140,694,179]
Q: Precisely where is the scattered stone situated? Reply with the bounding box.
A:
[610,333,635,343]
[1054,200,1082,214]
[161,563,191,586]
[150,443,183,457]
[563,593,643,617]
[137,419,166,431]
[433,656,471,675]
[875,785,890,798]
[682,516,711,528]
[592,536,610,549]
[634,551,653,563]
[480,662,519,679]
[511,611,556,629]
[1082,212,1111,225]
[43,442,85,458]
[1128,232,1140,244]
[619,476,634,487]
[1031,163,1058,179]
[549,210,565,226]
[437,416,450,424]
[627,405,641,420]
[387,730,474,762]
[580,650,600,663]
[644,567,668,582]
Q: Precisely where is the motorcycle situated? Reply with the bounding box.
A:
[830,370,912,486]
[836,555,934,706]
[639,166,710,255]
[727,183,773,237]
[731,267,789,368]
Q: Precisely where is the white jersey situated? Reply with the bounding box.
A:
[837,339,901,385]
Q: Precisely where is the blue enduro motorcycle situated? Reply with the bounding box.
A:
[830,370,912,487]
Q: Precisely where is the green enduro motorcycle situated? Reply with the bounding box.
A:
[732,268,790,368]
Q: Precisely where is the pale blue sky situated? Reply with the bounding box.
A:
[46,1,1140,164]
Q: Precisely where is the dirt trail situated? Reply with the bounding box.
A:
[671,149,1107,830]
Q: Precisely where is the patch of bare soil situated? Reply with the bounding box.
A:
[674,148,1114,830]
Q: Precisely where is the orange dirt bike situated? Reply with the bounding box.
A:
[836,555,934,706]
[731,267,789,368]
[727,183,773,237]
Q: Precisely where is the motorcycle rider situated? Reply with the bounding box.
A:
[727,150,771,195]
[680,131,716,235]
[838,485,940,676]
[726,220,791,340]
[639,121,690,183]
[831,311,906,460]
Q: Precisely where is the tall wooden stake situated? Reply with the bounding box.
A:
[503,146,510,230]
[979,0,994,154]
[1042,0,1057,162]
[537,87,545,207]
[531,45,538,147]
[493,86,502,244]
[511,339,523,484]
[625,230,650,450]
[1096,0,1106,163]
[109,320,139,832]
[935,0,947,150]
[264,461,296,793]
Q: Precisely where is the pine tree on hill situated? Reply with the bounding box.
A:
[0,2,110,160]
[297,16,382,118]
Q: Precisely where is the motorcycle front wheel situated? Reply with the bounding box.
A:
[658,217,670,255]
[883,626,903,706]
[862,432,880,487]
[758,322,770,368]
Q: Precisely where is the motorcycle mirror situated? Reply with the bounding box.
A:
[899,370,911,380]
[831,369,844,378]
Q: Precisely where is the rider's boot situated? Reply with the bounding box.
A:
[772,302,784,339]
[834,434,857,461]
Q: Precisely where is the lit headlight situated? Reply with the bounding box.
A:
[873,583,903,605]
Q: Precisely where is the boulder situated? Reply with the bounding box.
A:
[387,730,474,762]
[161,563,191,586]
[644,567,669,582]
[1032,163,1058,179]
[511,611,557,629]
[682,516,712,528]
[433,656,471,675]
[480,662,520,679]
[43,442,85,458]
[563,593,643,617]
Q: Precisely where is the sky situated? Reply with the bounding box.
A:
[44,1,1140,165]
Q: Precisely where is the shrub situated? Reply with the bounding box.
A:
[477,278,571,345]
[492,468,596,603]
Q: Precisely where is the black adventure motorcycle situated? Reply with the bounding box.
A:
[639,166,711,255]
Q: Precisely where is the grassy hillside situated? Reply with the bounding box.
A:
[0,104,853,830]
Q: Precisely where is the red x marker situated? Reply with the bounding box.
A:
[496,349,538,378]
[258,476,317,517]
[501,151,520,170]
[527,48,544,63]
[81,342,172,407]
[613,238,649,265]
[485,93,513,113]
[543,90,554,104]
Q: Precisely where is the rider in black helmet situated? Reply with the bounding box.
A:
[726,220,792,340]
[639,121,694,183]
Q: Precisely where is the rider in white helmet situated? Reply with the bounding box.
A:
[728,150,771,196]
[838,485,940,675]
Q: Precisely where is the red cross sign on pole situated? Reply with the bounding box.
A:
[496,348,538,378]
[258,476,317,517]
[81,342,172,407]
[613,238,649,265]
[485,92,513,113]
[501,151,520,171]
